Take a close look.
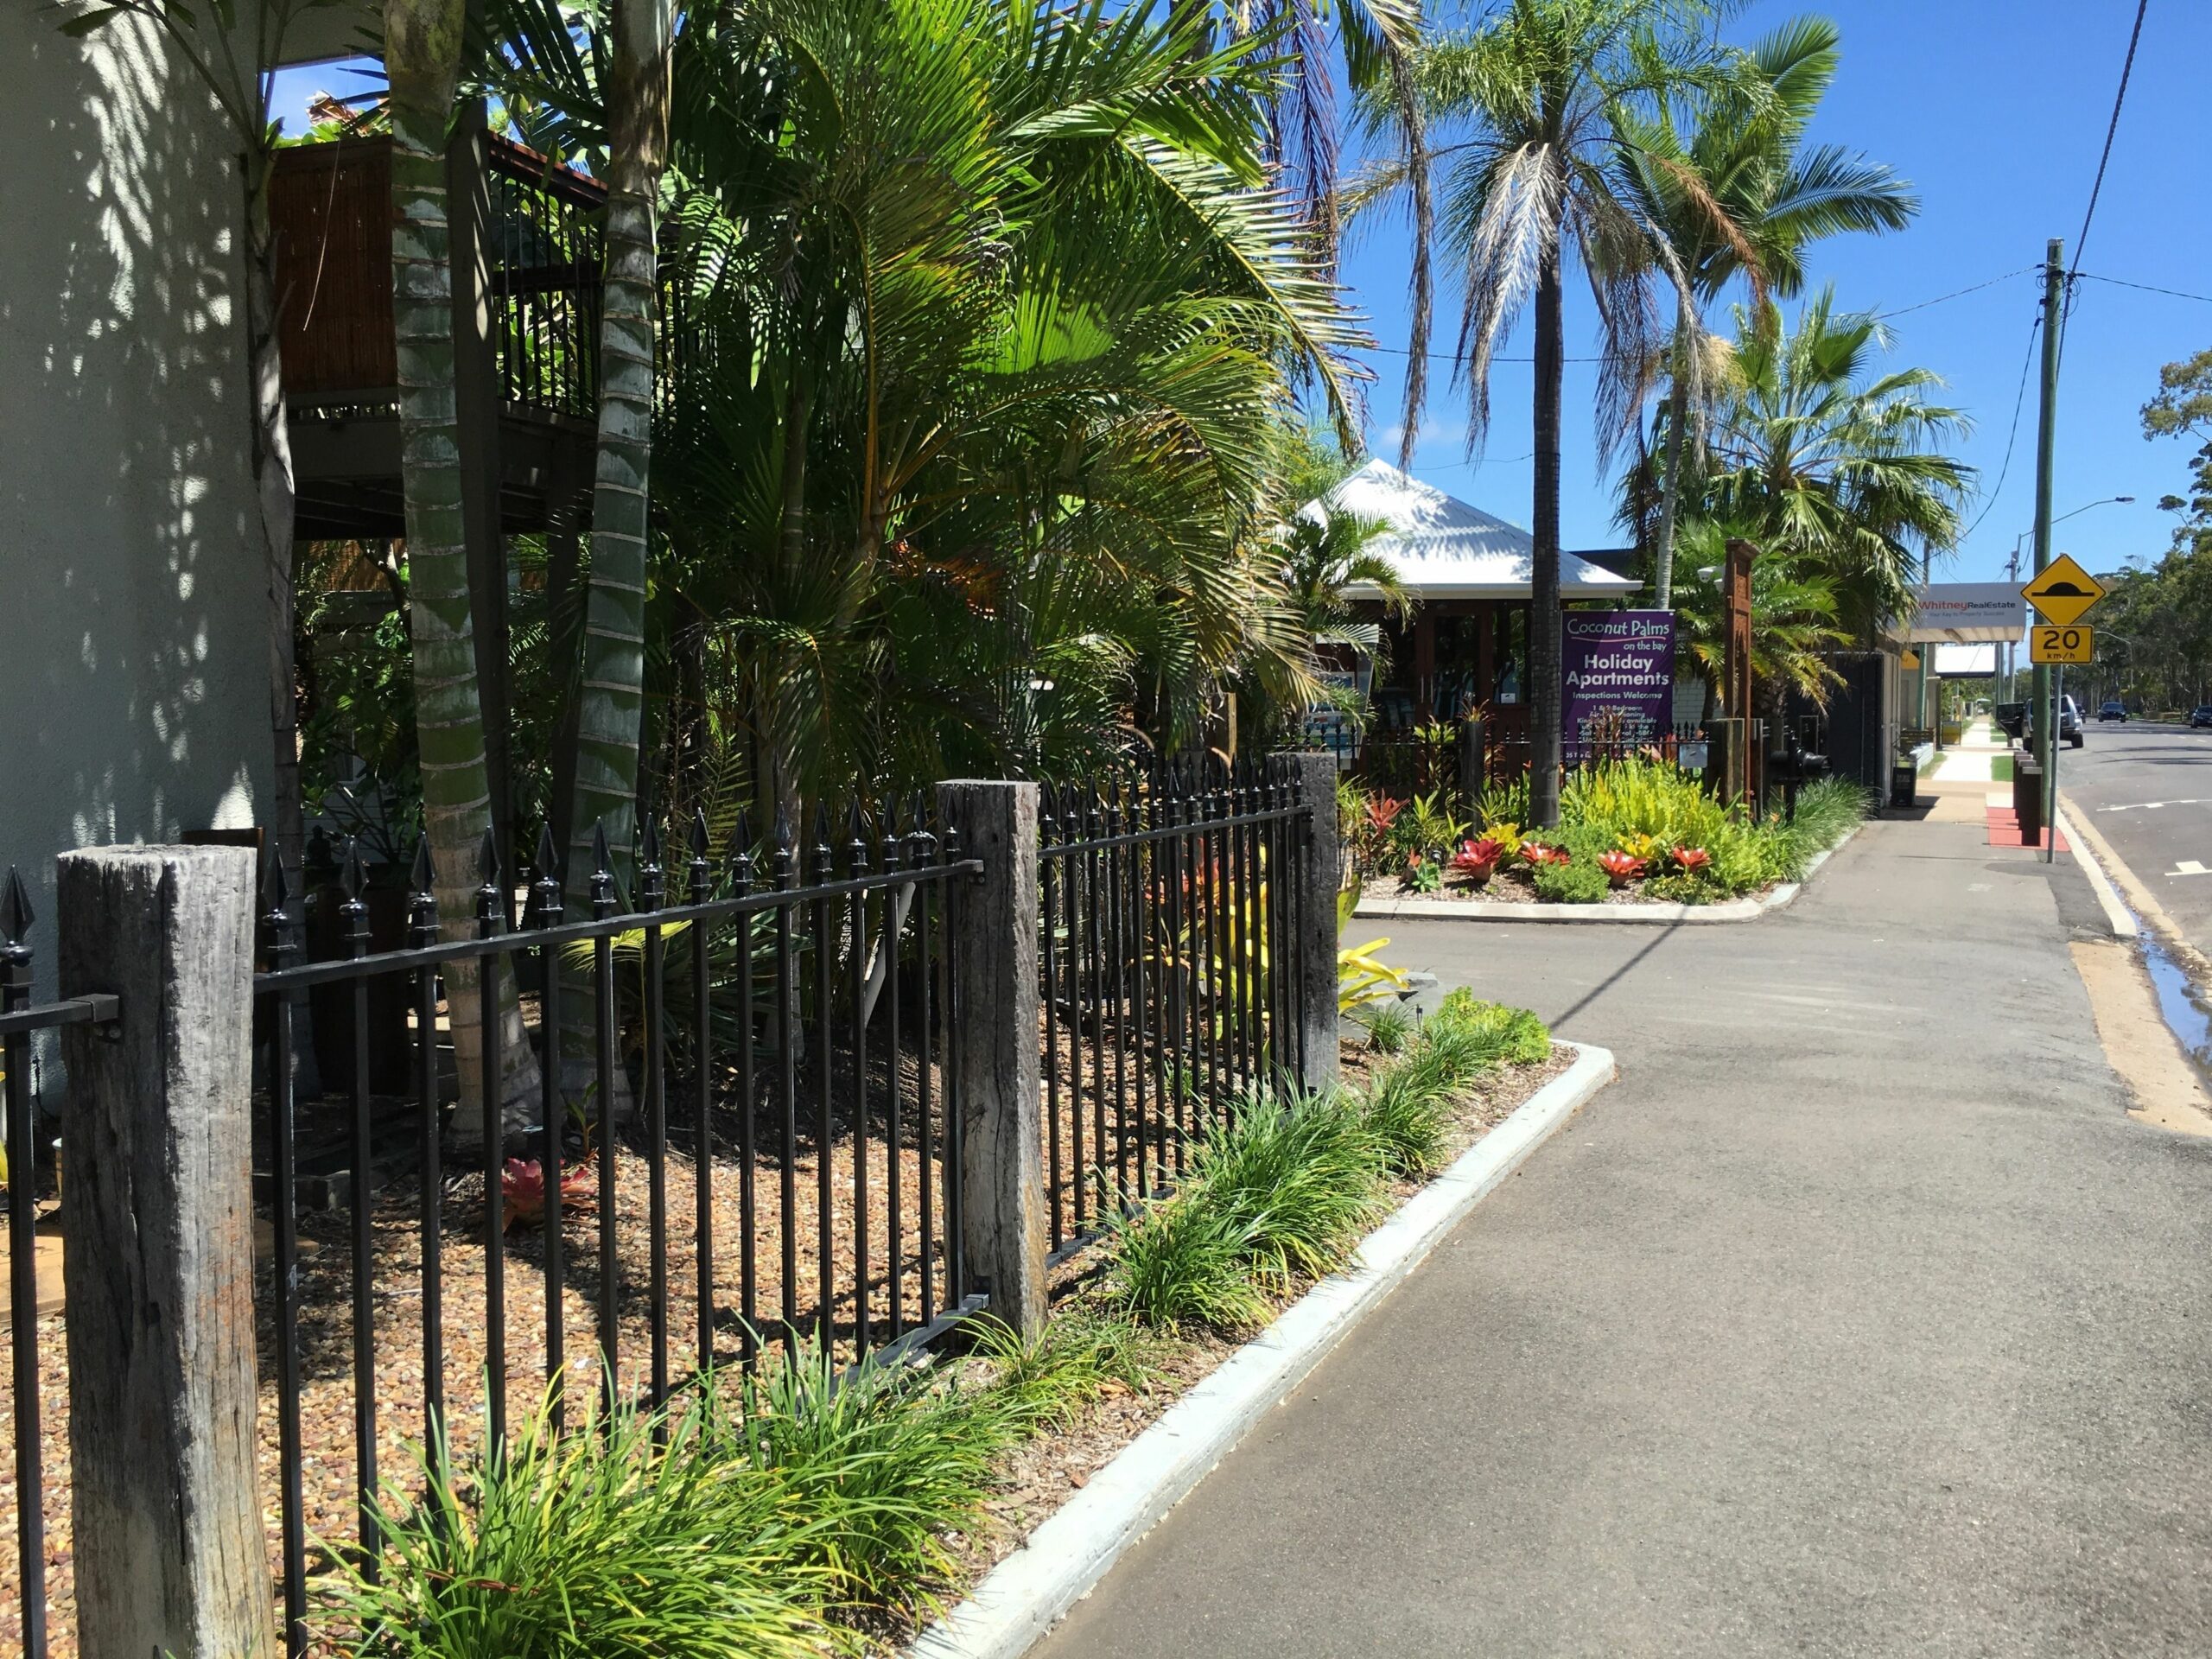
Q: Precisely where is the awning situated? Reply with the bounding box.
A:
[1307,460,1642,601]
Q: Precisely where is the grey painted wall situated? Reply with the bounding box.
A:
[0,10,270,1005]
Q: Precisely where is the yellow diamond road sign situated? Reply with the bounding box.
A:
[2022,554,2106,626]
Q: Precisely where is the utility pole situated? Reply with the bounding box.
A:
[2031,238,2065,861]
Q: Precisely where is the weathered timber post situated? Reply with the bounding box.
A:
[1279,752,1342,1094]
[56,846,272,1659]
[1456,715,1484,802]
[937,782,1048,1338]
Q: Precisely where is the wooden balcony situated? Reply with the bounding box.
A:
[270,120,604,538]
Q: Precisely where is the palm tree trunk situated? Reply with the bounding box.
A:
[388,0,539,1143]
[1651,318,1692,610]
[1528,219,1565,828]
[556,0,671,1116]
[560,0,672,907]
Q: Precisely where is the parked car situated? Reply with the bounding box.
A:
[1994,702,2028,741]
[2061,696,2083,747]
[2098,701,2127,722]
[2192,706,2212,729]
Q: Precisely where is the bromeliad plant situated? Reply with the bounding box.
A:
[1450,836,1506,886]
[1597,849,1645,887]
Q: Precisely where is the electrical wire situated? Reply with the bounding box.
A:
[2076,270,2212,306]
[1357,267,2036,362]
[1961,305,2044,543]
[2071,0,2150,276]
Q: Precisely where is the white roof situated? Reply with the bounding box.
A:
[1310,460,1641,601]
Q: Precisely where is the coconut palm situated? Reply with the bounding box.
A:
[1701,288,1975,640]
[387,0,540,1137]
[1405,0,1735,824]
[1622,16,1917,607]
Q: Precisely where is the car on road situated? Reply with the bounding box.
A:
[1995,701,2027,741]
[2099,701,2128,722]
[2062,696,2083,747]
[2192,706,2212,729]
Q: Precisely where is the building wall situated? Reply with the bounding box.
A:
[0,10,269,988]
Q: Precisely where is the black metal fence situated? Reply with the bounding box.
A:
[1307,716,1713,798]
[1038,760,1310,1258]
[249,804,976,1655]
[1,869,119,1659]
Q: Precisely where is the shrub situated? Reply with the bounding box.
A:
[1433,990,1551,1067]
[1190,1086,1388,1285]
[1534,856,1607,904]
[1110,1180,1277,1333]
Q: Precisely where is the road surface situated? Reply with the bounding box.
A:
[2054,717,2212,952]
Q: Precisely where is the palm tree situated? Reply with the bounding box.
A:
[564,0,674,910]
[1409,0,1732,824]
[1701,289,1975,641]
[1668,518,1846,718]
[643,0,1360,804]
[1622,16,1916,607]
[387,0,540,1139]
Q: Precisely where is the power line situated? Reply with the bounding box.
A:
[1357,267,2035,362]
[1962,305,2044,543]
[2071,0,2151,275]
[2076,270,2212,306]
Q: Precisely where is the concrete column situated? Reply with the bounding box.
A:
[1279,752,1343,1094]
[57,846,271,1659]
[936,781,1047,1338]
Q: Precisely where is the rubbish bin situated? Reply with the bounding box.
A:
[1889,756,1917,811]
[2014,754,2044,846]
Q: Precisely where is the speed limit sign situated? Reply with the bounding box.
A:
[2030,623,2094,665]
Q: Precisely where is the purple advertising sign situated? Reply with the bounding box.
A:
[1561,610,1675,745]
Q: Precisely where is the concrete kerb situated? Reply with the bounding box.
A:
[906,1041,1619,1659]
[1354,823,1862,926]
[2051,799,2139,940]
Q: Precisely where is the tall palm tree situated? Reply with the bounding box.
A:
[387,0,540,1138]
[1702,288,1975,642]
[1411,0,1732,824]
[1623,16,1916,607]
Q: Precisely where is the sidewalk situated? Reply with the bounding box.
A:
[1033,816,2212,1657]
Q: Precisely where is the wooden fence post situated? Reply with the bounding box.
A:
[56,846,272,1659]
[1278,752,1343,1094]
[937,782,1047,1338]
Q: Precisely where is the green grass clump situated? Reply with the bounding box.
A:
[323,1387,836,1659]
[1355,1000,1414,1055]
[326,1313,1159,1656]
[1112,1000,1558,1326]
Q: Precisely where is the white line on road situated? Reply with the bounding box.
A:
[2175,861,2212,877]
[2099,799,2202,813]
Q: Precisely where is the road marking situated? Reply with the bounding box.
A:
[2099,799,2202,813]
[2175,861,2211,877]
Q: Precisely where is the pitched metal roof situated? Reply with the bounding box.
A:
[1310,460,1642,601]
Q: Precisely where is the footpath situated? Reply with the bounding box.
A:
[1031,809,2212,1657]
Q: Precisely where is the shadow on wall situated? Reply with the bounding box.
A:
[0,10,270,1003]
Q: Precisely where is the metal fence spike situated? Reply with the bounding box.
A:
[2,864,33,942]
[477,825,501,887]
[340,836,366,900]
[690,807,711,860]
[534,823,560,886]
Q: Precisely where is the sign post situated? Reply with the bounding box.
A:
[2021,555,2107,862]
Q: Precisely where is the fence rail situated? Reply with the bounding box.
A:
[1307,716,1714,798]
[249,805,976,1654]
[1038,760,1309,1259]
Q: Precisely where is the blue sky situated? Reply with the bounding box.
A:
[1339,0,2211,583]
[276,0,2208,584]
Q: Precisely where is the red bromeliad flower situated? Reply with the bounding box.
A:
[1451,837,1505,880]
[1519,841,1571,868]
[1671,846,1713,874]
[1598,849,1645,886]
[502,1157,599,1231]
[1365,797,1406,834]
